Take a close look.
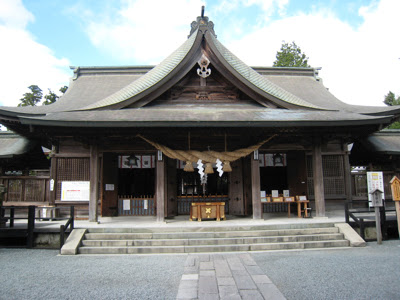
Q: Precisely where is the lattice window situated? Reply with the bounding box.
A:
[307,155,346,198]
[56,158,90,200]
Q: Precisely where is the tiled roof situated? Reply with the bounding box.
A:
[80,29,199,110]
[208,34,324,110]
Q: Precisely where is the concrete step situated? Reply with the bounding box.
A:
[83,227,339,241]
[81,233,345,247]
[78,239,350,255]
[85,222,336,234]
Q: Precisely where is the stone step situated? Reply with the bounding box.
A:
[84,227,339,240]
[86,222,336,234]
[81,233,345,247]
[78,239,350,255]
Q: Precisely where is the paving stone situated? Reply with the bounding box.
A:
[240,289,264,300]
[198,254,210,262]
[252,274,272,284]
[233,274,257,290]
[219,285,240,298]
[176,287,197,299]
[226,256,246,271]
[211,254,225,261]
[217,276,236,286]
[179,280,198,289]
[214,259,232,277]
[200,270,216,277]
[245,265,265,275]
[182,274,199,281]
[200,261,214,270]
[257,283,287,300]
[221,295,242,300]
[231,269,248,276]
[199,276,218,294]
[239,253,258,266]
[198,293,219,300]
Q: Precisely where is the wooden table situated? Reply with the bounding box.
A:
[296,200,310,217]
[190,202,226,221]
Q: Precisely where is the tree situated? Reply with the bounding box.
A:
[273,41,310,68]
[383,91,400,106]
[384,91,400,129]
[59,85,68,94]
[18,85,68,106]
[42,89,58,105]
[18,85,43,107]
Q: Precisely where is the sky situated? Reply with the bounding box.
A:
[0,0,399,107]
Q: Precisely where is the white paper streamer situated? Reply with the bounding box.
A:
[216,159,223,177]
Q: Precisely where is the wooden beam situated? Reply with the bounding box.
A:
[49,156,57,205]
[251,155,262,219]
[156,157,165,222]
[312,138,325,217]
[89,144,99,222]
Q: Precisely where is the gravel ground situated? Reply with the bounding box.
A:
[0,249,186,300]
[252,240,400,300]
[1,241,400,300]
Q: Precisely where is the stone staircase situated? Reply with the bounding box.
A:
[74,223,351,255]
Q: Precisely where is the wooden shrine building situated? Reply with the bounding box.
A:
[1,11,399,222]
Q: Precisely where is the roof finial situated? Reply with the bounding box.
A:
[201,6,205,18]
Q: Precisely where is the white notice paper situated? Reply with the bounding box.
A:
[123,199,131,210]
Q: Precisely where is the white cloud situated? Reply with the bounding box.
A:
[83,0,205,64]
[0,0,70,106]
[225,0,400,106]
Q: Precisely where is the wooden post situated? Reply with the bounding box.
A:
[375,206,382,244]
[251,154,262,219]
[156,157,165,222]
[312,138,325,217]
[89,144,99,222]
[343,145,352,203]
[49,154,57,205]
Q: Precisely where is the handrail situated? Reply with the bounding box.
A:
[345,200,395,240]
[1,205,75,249]
[60,206,74,250]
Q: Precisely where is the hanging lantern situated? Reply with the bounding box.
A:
[223,161,232,172]
[184,161,194,172]
[273,153,283,166]
[204,162,214,174]
[126,155,139,167]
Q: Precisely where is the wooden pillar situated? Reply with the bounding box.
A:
[251,155,262,219]
[49,153,57,205]
[156,157,165,222]
[343,144,352,203]
[312,138,326,217]
[89,144,99,222]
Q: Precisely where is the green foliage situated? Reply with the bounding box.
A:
[18,85,43,107]
[273,41,310,68]
[383,91,400,129]
[383,91,400,106]
[17,85,68,107]
[59,85,68,94]
[42,89,58,105]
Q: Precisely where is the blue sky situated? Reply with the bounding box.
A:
[0,0,399,107]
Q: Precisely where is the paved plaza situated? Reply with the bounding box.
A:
[1,240,399,299]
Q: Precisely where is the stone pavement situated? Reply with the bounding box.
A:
[176,253,286,300]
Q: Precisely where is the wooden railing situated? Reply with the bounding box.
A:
[0,205,75,249]
[118,195,155,216]
[345,200,396,240]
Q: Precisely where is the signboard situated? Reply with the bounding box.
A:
[367,172,385,207]
[61,181,89,201]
